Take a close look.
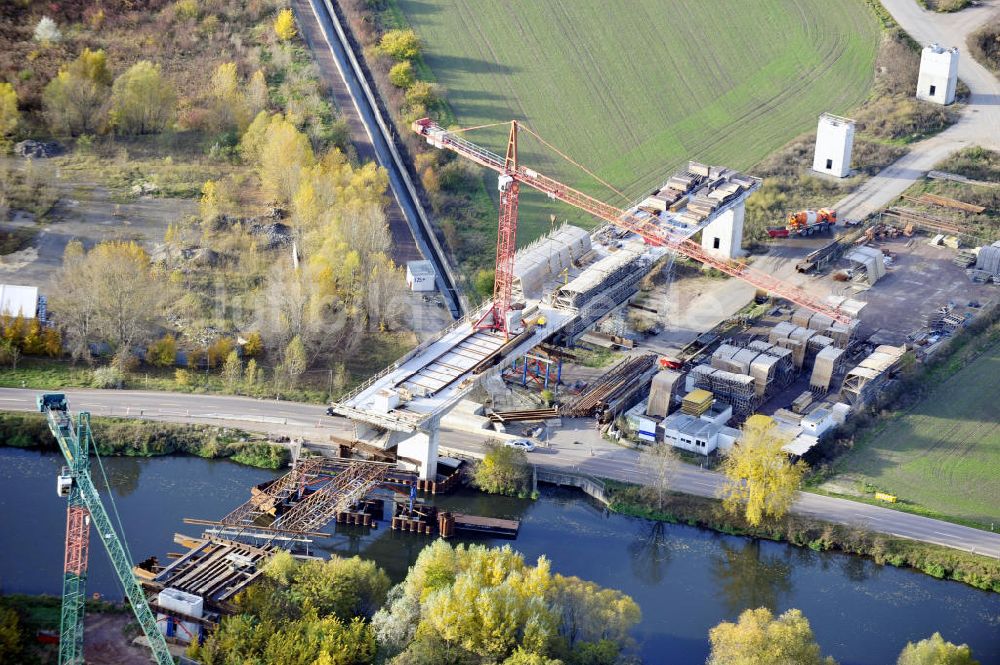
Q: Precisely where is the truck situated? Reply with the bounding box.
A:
[767,208,837,238]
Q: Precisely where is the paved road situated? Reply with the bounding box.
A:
[4,387,998,557]
[835,0,1000,220]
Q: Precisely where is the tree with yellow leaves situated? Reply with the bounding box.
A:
[50,240,165,368]
[208,62,250,132]
[720,416,806,526]
[708,607,836,665]
[42,48,111,135]
[108,61,176,135]
[274,8,297,41]
[372,541,640,663]
[897,633,978,665]
[379,29,421,61]
[473,441,532,496]
[0,83,19,140]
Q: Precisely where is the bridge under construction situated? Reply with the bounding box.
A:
[333,119,854,481]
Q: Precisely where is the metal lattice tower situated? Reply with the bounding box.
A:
[39,395,175,665]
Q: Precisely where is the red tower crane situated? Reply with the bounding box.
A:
[413,118,850,326]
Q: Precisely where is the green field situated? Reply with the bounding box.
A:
[397,0,880,242]
[831,341,1000,526]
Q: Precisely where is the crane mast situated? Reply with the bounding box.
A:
[480,120,520,336]
[412,118,850,325]
[39,393,175,665]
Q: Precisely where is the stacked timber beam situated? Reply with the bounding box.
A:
[143,537,272,610]
[487,407,559,423]
[901,193,985,214]
[884,207,986,241]
[565,354,657,417]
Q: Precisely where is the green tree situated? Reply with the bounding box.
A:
[503,649,564,665]
[720,417,806,526]
[292,556,391,620]
[0,83,20,139]
[379,29,421,61]
[244,358,259,391]
[405,81,437,109]
[474,268,495,298]
[109,61,175,134]
[473,442,532,496]
[222,350,242,391]
[897,633,978,665]
[42,48,111,135]
[708,607,836,665]
[389,61,415,89]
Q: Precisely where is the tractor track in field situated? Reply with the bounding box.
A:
[620,0,862,193]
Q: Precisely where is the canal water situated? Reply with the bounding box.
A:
[1,448,997,665]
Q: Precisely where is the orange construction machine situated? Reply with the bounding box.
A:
[768,208,837,238]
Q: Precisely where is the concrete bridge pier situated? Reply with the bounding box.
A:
[392,414,441,481]
[700,200,745,259]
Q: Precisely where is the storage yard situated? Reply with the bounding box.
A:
[395,0,880,241]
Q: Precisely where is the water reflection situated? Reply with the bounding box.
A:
[711,539,793,616]
[841,554,881,584]
[628,521,673,585]
[90,456,142,498]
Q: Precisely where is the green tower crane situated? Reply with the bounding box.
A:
[38,393,175,665]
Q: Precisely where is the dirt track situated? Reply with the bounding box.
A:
[835,0,1000,220]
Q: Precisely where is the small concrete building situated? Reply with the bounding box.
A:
[0,284,39,319]
[157,587,203,644]
[812,113,855,178]
[661,400,733,455]
[405,260,437,292]
[916,44,959,105]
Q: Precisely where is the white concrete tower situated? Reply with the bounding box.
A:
[812,113,855,178]
[700,202,745,259]
[916,43,959,105]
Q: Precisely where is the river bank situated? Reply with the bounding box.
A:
[2,449,997,664]
[0,411,288,470]
[604,482,1000,593]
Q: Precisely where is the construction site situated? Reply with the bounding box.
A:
[35,107,998,660]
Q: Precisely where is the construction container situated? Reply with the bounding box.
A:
[681,389,714,416]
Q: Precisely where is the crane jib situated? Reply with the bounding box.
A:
[412,118,850,325]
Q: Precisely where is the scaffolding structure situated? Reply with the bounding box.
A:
[505,352,563,390]
[213,460,394,537]
[689,365,760,418]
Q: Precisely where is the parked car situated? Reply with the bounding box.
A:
[504,438,535,452]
